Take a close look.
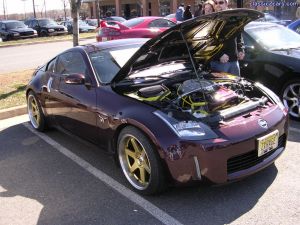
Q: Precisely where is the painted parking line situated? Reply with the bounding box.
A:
[23,123,183,225]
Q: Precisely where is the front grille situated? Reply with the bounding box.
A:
[20,31,34,36]
[227,134,286,174]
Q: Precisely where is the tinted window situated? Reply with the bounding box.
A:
[89,45,141,83]
[1,23,5,30]
[32,20,38,27]
[39,19,57,26]
[148,19,175,28]
[122,18,144,27]
[6,21,26,29]
[56,52,87,75]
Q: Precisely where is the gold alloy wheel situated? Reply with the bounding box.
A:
[28,94,41,129]
[119,135,151,190]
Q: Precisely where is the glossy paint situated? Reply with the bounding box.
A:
[27,10,288,186]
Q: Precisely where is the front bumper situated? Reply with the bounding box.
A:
[48,31,68,36]
[163,109,288,184]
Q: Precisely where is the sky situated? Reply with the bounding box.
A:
[1,0,70,15]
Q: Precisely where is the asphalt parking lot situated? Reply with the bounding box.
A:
[0,116,299,225]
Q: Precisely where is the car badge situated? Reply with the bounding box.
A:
[258,119,268,129]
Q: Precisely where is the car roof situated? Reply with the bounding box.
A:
[80,38,148,53]
[2,20,22,23]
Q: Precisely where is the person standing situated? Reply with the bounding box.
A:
[194,4,203,17]
[183,5,193,20]
[210,0,245,76]
[175,3,185,23]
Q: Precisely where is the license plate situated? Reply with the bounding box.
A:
[102,37,108,42]
[257,130,279,157]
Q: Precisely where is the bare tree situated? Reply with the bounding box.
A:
[69,0,81,47]
[61,0,68,21]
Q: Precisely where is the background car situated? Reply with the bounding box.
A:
[240,22,300,119]
[96,16,175,42]
[61,20,96,34]
[25,18,68,37]
[26,10,288,195]
[164,13,176,23]
[0,20,37,41]
[287,19,300,34]
[256,13,292,26]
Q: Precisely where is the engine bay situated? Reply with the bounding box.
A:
[120,70,272,124]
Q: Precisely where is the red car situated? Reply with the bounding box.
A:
[96,16,175,42]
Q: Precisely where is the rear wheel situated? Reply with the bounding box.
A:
[117,126,166,195]
[281,79,300,120]
[27,91,47,131]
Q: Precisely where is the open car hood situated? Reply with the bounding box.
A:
[112,9,263,83]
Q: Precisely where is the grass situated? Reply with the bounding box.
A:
[0,70,34,109]
[0,32,96,47]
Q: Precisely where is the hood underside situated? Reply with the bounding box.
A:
[113,9,263,83]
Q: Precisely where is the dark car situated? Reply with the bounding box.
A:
[25,18,67,37]
[287,19,300,34]
[0,20,37,41]
[26,9,288,195]
[241,22,300,120]
[61,20,96,34]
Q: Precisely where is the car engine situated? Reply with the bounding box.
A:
[124,72,270,123]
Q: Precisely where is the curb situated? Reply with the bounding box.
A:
[0,36,95,49]
[0,105,27,120]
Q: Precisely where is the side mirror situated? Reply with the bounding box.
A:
[65,73,85,85]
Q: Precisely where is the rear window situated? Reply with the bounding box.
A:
[122,18,144,28]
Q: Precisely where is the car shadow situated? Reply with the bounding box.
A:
[145,163,278,225]
[0,123,280,225]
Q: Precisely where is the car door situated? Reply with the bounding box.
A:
[0,23,8,40]
[50,50,99,143]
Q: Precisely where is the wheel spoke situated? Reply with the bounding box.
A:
[139,167,146,184]
[129,161,139,173]
[143,162,150,174]
[125,148,136,159]
[289,85,298,97]
[283,96,297,102]
[130,138,141,153]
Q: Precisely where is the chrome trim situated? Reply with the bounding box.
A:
[193,156,202,180]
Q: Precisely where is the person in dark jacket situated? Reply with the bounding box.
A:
[194,4,203,17]
[183,5,193,20]
[210,0,245,76]
[175,3,185,23]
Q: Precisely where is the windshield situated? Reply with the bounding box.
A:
[6,21,26,29]
[79,20,87,25]
[89,44,141,83]
[39,19,57,26]
[246,24,300,50]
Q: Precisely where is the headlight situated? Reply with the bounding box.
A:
[13,33,20,36]
[64,27,67,31]
[33,30,37,34]
[48,29,54,32]
[154,111,218,140]
[255,82,287,114]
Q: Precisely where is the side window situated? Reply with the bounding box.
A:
[1,23,6,30]
[32,20,38,27]
[148,19,174,28]
[56,51,87,76]
[46,58,57,73]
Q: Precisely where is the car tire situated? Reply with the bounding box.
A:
[117,126,167,195]
[40,31,48,37]
[281,79,300,120]
[27,91,47,131]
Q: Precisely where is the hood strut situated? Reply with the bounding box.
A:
[179,27,208,109]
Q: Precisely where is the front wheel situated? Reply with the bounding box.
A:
[117,126,166,195]
[281,79,300,120]
[27,91,47,131]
